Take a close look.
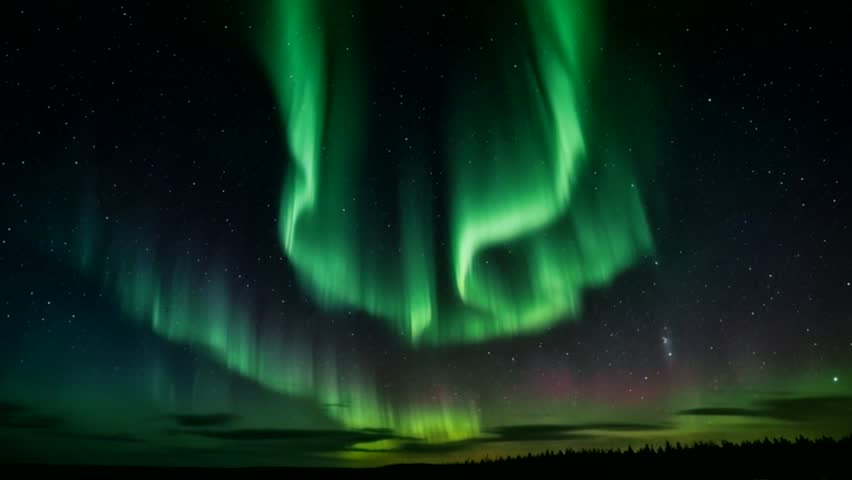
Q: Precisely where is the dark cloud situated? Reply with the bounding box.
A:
[570,423,670,432]
[0,402,30,416]
[0,400,147,446]
[678,407,765,417]
[188,427,398,444]
[678,395,852,423]
[0,399,138,444]
[62,432,145,443]
[488,425,591,442]
[759,396,852,422]
[0,414,65,430]
[487,422,669,442]
[174,426,411,456]
[393,439,484,454]
[0,401,64,430]
[360,428,399,436]
[168,413,240,427]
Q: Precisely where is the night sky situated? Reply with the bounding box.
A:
[2,0,851,467]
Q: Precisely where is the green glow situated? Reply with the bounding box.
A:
[445,0,652,341]
[261,0,652,344]
[56,0,652,447]
[396,401,481,443]
[259,0,439,343]
[70,209,478,443]
[10,1,852,469]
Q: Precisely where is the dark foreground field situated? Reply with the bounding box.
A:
[4,435,852,478]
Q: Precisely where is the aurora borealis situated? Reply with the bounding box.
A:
[2,0,852,468]
[262,0,653,345]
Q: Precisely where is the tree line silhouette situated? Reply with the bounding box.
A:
[452,434,852,476]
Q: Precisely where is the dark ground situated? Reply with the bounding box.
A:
[4,435,851,478]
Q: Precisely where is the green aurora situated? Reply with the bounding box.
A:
[45,0,708,449]
[70,207,481,443]
[5,0,851,468]
[57,0,654,445]
[261,0,653,345]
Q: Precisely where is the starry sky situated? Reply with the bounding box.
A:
[1,0,851,467]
